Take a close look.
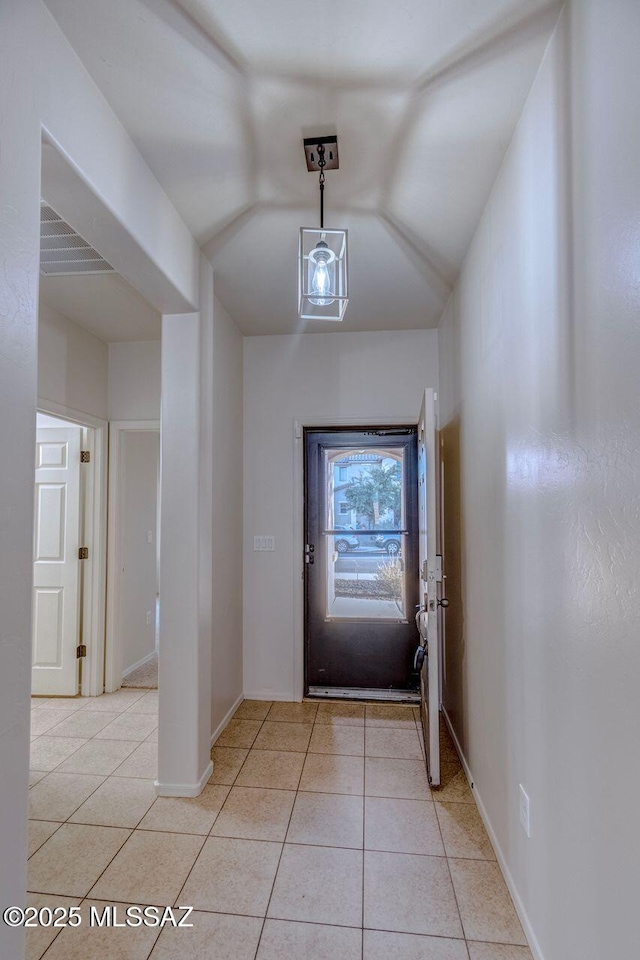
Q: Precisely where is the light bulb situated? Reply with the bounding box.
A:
[314,261,330,296]
[308,241,336,306]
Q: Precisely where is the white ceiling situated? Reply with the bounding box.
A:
[44,0,560,335]
[40,273,162,343]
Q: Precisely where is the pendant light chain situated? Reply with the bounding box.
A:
[318,143,326,229]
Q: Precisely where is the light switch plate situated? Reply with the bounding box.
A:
[254,536,275,551]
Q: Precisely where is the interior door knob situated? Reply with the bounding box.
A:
[438,598,450,608]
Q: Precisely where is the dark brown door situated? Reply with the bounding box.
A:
[304,427,419,694]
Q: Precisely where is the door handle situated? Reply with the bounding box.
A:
[438,598,450,608]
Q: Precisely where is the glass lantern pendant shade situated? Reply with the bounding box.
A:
[298,227,349,321]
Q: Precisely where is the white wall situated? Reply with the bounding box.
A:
[38,300,108,420]
[158,255,216,795]
[120,431,160,673]
[243,329,438,700]
[211,298,244,736]
[38,304,161,424]
[0,2,201,948]
[437,3,640,958]
[108,341,161,421]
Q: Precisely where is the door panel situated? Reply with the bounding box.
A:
[305,427,419,693]
[32,426,82,695]
[33,588,64,666]
[35,483,67,560]
[417,389,442,785]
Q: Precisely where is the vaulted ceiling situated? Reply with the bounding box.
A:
[44,0,560,335]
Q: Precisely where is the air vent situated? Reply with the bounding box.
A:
[40,202,114,276]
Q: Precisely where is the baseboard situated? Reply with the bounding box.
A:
[441,707,545,960]
[122,649,156,678]
[210,691,245,748]
[242,690,296,702]
[155,760,213,798]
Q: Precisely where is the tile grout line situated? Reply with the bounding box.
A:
[29,701,158,847]
[28,888,527,948]
[168,712,270,912]
[29,733,94,774]
[208,783,441,801]
[30,695,160,960]
[26,693,153,960]
[162,710,272,953]
[37,890,532,946]
[129,830,497,861]
[250,704,316,960]
[26,819,66,865]
[417,710,472,958]
[36,832,135,959]
[29,770,112,830]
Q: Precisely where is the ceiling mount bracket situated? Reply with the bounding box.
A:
[303,135,339,172]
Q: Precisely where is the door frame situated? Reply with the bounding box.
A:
[105,419,160,692]
[293,414,417,703]
[36,398,108,697]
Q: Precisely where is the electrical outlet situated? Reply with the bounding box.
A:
[146,611,152,625]
[519,784,531,837]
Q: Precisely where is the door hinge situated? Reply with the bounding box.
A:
[78,546,89,560]
[80,450,90,463]
[76,644,87,659]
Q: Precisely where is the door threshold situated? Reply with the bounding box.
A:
[307,686,420,704]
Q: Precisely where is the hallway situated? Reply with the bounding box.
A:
[28,695,530,959]
[2,1,639,957]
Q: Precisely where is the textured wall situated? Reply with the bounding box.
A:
[211,297,244,736]
[108,341,161,421]
[38,301,109,419]
[438,3,640,957]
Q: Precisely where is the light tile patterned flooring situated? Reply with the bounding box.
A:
[28,694,532,959]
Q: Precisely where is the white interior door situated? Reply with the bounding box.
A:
[417,388,441,785]
[32,425,82,695]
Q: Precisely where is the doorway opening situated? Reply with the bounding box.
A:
[107,421,161,692]
[304,426,420,699]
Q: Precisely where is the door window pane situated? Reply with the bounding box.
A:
[323,446,407,621]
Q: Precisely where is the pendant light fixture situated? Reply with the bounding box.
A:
[298,136,349,321]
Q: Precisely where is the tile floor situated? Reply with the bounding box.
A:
[27,694,532,959]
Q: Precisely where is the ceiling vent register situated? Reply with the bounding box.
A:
[40,202,115,276]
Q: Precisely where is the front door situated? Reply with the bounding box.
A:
[32,424,82,696]
[305,427,419,695]
[417,389,442,785]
